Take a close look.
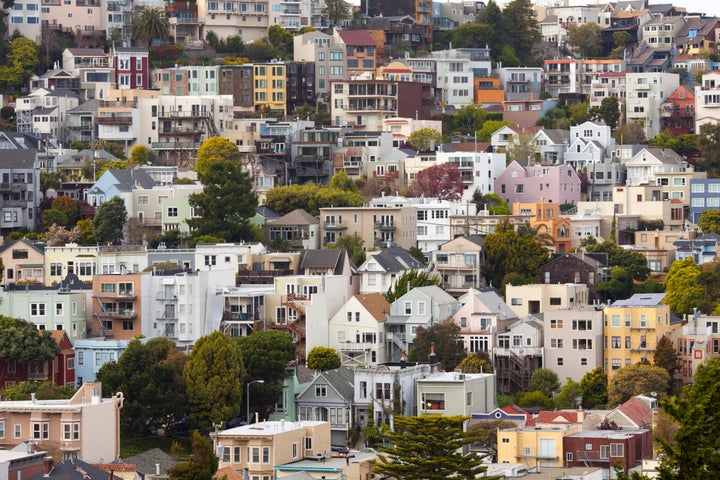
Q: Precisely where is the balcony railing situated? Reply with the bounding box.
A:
[339,341,373,352]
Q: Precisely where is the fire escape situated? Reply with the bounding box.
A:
[494,348,538,395]
[268,293,307,363]
[93,288,137,337]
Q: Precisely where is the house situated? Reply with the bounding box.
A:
[511,200,572,253]
[354,362,430,430]
[85,169,156,208]
[540,253,607,302]
[43,244,98,286]
[532,128,570,165]
[90,273,142,339]
[296,368,354,446]
[669,314,720,386]
[356,247,425,295]
[675,16,720,56]
[695,71,720,134]
[0,149,40,234]
[689,178,720,224]
[625,72,680,139]
[0,382,123,462]
[624,148,700,203]
[430,235,485,295]
[318,204,418,250]
[264,209,320,251]
[494,316,544,395]
[604,395,656,429]
[0,330,73,389]
[471,404,531,425]
[0,445,48,480]
[216,421,331,480]
[111,47,149,90]
[329,293,389,367]
[298,249,353,276]
[121,447,178,479]
[73,338,149,386]
[659,86,695,136]
[333,30,377,77]
[506,283,590,317]
[563,429,652,473]
[543,308,604,383]
[0,238,45,286]
[385,285,459,362]
[673,233,720,264]
[453,288,517,357]
[494,161,581,207]
[417,371,496,416]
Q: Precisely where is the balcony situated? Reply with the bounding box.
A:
[151,141,203,150]
[339,341,372,352]
[97,309,137,319]
[156,294,178,302]
[96,290,136,299]
[97,116,133,125]
[222,311,261,323]
[372,170,399,179]
[160,127,203,136]
[0,183,28,192]
[99,100,137,108]
[574,451,611,463]
[158,110,211,119]
[374,222,396,231]
[324,222,347,231]
[157,311,178,322]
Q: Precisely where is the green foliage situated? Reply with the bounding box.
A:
[268,25,293,58]
[497,45,521,67]
[697,123,720,175]
[408,319,466,371]
[40,171,62,195]
[653,335,679,379]
[323,0,351,26]
[0,381,76,401]
[184,331,245,432]
[93,197,128,244]
[501,0,541,64]
[580,367,608,409]
[0,316,60,364]
[97,337,187,436]
[0,36,40,92]
[472,191,511,215]
[291,102,330,126]
[167,430,219,480]
[244,40,278,62]
[132,6,170,46]
[554,378,583,409]
[474,0,504,55]
[585,239,650,281]
[451,104,487,135]
[49,196,80,228]
[663,257,704,316]
[265,179,364,217]
[697,209,720,234]
[207,30,245,54]
[450,23,494,49]
[607,363,671,406]
[566,23,604,58]
[326,234,365,267]
[456,351,493,374]
[195,137,241,177]
[375,415,489,480]
[496,393,513,407]
[598,266,634,301]
[76,219,96,245]
[188,159,258,242]
[657,356,720,479]
[408,246,426,264]
[529,368,560,398]
[468,419,516,453]
[129,145,156,165]
[593,97,621,130]
[306,346,341,371]
[481,219,550,289]
[613,122,647,145]
[407,128,442,152]
[476,120,513,142]
[517,391,553,411]
[385,269,441,304]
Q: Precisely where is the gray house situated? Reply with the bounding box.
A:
[0,149,40,234]
[296,367,355,447]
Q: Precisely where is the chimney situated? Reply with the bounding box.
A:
[31,393,36,404]
[429,342,439,371]
[156,463,161,476]
[43,456,54,475]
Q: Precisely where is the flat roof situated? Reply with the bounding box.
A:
[219,421,326,436]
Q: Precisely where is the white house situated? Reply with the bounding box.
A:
[328,293,390,367]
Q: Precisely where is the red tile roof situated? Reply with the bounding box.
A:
[337,30,376,46]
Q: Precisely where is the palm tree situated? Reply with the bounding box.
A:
[516,221,555,247]
[132,6,170,46]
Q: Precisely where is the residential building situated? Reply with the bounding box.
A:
[624,147,702,205]
[495,161,582,207]
[318,204,417,250]
[640,14,685,48]
[0,382,123,462]
[494,316,544,395]
[293,30,347,103]
[414,196,476,252]
[512,200,572,253]
[215,421,331,479]
[435,145,506,202]
[198,0,267,42]
[532,128,570,166]
[112,47,149,90]
[430,235,484,295]
[625,72,680,139]
[539,253,607,302]
[695,71,720,134]
[453,288,518,357]
[589,71,627,112]
[329,293,389,366]
[564,121,616,171]
[7,0,41,42]
[61,48,113,100]
[506,283,590,317]
[218,64,254,111]
[217,284,274,337]
[0,238,45,285]
[0,149,40,234]
[43,244,96,286]
[85,168,156,208]
[0,447,46,480]
[603,293,679,377]
[254,62,287,115]
[675,16,720,56]
[90,273,142,339]
[564,429,652,473]
[659,85,695,136]
[14,88,80,140]
[543,59,579,97]
[673,233,720,264]
[356,247,425,295]
[0,330,73,388]
[334,30,377,77]
[73,338,148,385]
[543,308,604,383]
[65,100,97,145]
[291,125,345,184]
[689,178,720,224]
[285,61,316,114]
[670,314,720,386]
[296,368,354,446]
[497,67,542,101]
[632,228,680,273]
[580,59,625,95]
[263,209,320,251]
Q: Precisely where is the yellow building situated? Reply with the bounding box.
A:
[253,62,286,115]
[497,423,580,469]
[43,243,98,286]
[603,293,680,378]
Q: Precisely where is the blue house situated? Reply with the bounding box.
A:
[673,233,720,265]
[85,168,156,207]
[689,178,720,224]
[73,337,149,385]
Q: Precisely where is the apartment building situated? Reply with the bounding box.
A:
[333,30,377,78]
[580,59,625,95]
[0,238,45,285]
[435,146,506,202]
[495,162,582,207]
[625,72,680,139]
[506,283,590,317]
[453,288,517,357]
[0,150,40,234]
[293,30,347,103]
[90,274,142,339]
[659,85,695,136]
[694,71,720,134]
[253,62,287,115]
[670,314,720,386]
[416,371,496,419]
[328,293,389,366]
[543,59,579,97]
[429,235,484,295]
[319,204,417,251]
[543,308,604,383]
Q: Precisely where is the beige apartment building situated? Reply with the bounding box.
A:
[0,382,123,462]
[505,283,590,317]
[91,274,143,339]
[318,206,417,251]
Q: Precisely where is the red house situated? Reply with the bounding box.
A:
[0,330,75,388]
[112,47,150,90]
[563,429,652,473]
[659,85,695,136]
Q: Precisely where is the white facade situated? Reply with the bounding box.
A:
[695,71,720,134]
[625,72,680,139]
[435,150,507,202]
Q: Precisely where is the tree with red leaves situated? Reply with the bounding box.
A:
[407,163,464,202]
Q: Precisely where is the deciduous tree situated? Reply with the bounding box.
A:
[268,25,293,58]
[697,209,720,233]
[468,419,515,454]
[452,104,487,135]
[93,196,127,244]
[607,363,671,406]
[195,136,241,177]
[323,0,351,26]
[456,351,493,374]
[554,378,583,409]
[408,319,466,371]
[385,269,441,304]
[472,191,510,215]
[306,346,341,371]
[326,234,365,267]
[407,128,442,152]
[663,257,704,316]
[0,317,59,365]
[529,368,560,398]
[482,219,550,289]
[567,23,604,58]
[129,145,156,165]
[375,415,489,480]
[476,120,513,142]
[184,331,245,432]
[653,335,679,379]
[407,163,463,202]
[0,37,40,92]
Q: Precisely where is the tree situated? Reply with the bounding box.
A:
[265,182,364,217]
[450,23,494,50]
[0,381,76,401]
[187,160,258,242]
[306,346,340,371]
[697,123,720,175]
[407,128,442,152]
[237,331,295,417]
[47,196,80,228]
[195,136,241,178]
[385,269,442,304]
[597,266,635,301]
[554,378,583,409]
[566,23,604,58]
[93,197,127,244]
[323,0,351,26]
[580,367,608,408]
[482,219,550,289]
[516,221,554,247]
[456,352,493,374]
[517,391,553,411]
[0,317,59,366]
[167,430,219,480]
[653,335,679,379]
[184,331,245,432]
[697,209,720,233]
[501,0,540,64]
[407,163,464,202]
[475,0,504,55]
[268,25,293,58]
[374,415,489,480]
[452,104,487,135]
[0,36,40,92]
[657,357,720,479]
[130,145,156,165]
[594,96,620,130]
[472,191,510,215]
[476,120,513,142]
[613,122,647,145]
[497,45,521,67]
[40,171,62,195]
[408,319,466,371]
[663,257,704,316]
[97,337,187,436]
[326,234,365,267]
[468,419,515,454]
[132,6,170,46]
[585,239,650,281]
[529,368,560,398]
[607,363,671,406]
[244,40,277,62]
[76,219,95,245]
[45,224,81,246]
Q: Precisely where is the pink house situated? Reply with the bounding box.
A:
[0,238,45,286]
[494,161,581,206]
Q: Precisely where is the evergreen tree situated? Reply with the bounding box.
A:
[580,367,608,408]
[385,269,441,304]
[408,319,466,371]
[306,346,341,371]
[653,335,679,379]
[501,0,540,64]
[375,415,489,480]
[93,196,127,244]
[168,430,219,480]
[607,363,671,406]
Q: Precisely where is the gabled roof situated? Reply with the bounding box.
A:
[0,149,37,169]
[121,448,177,476]
[256,205,280,220]
[301,367,355,401]
[526,410,584,427]
[336,29,376,46]
[68,99,100,113]
[102,168,156,191]
[541,252,604,270]
[355,293,390,321]
[610,395,654,427]
[299,248,346,273]
[0,237,45,255]
[537,129,570,145]
[441,141,492,153]
[269,208,318,226]
[28,459,119,479]
[66,48,107,56]
[676,17,720,45]
[633,148,684,165]
[361,246,424,273]
[412,285,456,305]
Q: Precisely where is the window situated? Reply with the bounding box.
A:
[0,421,4,438]
[610,443,624,457]
[50,262,63,276]
[573,320,592,330]
[14,424,21,439]
[204,255,217,266]
[611,314,620,327]
[56,302,63,316]
[31,303,46,316]
[573,339,592,350]
[550,338,563,348]
[557,357,564,366]
[422,392,445,410]
[32,422,49,440]
[501,437,510,443]
[234,446,241,463]
[78,351,84,365]
[63,423,80,441]
[315,384,327,397]
[550,319,563,329]
[511,298,522,306]
[611,336,621,348]
[305,437,312,450]
[262,447,269,463]
[404,301,412,315]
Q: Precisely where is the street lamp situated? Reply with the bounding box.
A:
[246,380,265,424]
